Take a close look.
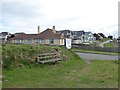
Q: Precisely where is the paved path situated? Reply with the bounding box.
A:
[99,40,112,47]
[76,52,118,60]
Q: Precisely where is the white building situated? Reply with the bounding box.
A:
[72,31,96,44]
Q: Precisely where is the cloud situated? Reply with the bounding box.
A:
[2,2,44,18]
[0,0,119,37]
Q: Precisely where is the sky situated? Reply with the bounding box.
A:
[0,0,119,38]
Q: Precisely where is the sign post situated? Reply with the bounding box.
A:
[65,38,72,49]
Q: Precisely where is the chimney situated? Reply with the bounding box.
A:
[38,26,40,34]
[52,25,56,33]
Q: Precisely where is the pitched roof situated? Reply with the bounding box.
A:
[98,33,105,37]
[11,29,65,40]
[73,31,84,36]
[85,32,92,35]
[0,32,10,36]
[57,30,71,33]
[11,34,38,40]
[36,29,63,39]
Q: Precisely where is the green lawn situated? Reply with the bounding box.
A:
[2,44,119,88]
[2,60,118,88]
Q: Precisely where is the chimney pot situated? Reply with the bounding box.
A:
[53,25,55,30]
[38,26,40,34]
[52,25,56,33]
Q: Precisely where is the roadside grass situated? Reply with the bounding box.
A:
[72,49,118,55]
[104,42,118,48]
[2,60,118,88]
[91,41,99,46]
[91,38,110,46]
[98,38,110,43]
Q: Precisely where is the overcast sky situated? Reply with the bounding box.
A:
[0,0,119,38]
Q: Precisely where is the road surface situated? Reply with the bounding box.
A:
[76,52,118,60]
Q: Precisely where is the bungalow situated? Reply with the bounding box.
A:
[11,26,65,45]
[14,32,26,36]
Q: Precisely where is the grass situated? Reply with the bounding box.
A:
[72,49,118,55]
[2,60,118,88]
[2,44,80,69]
[2,44,119,88]
[0,68,2,89]
[98,38,110,43]
[91,41,99,46]
[104,42,118,48]
[91,38,110,47]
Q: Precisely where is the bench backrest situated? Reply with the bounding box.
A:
[36,52,61,62]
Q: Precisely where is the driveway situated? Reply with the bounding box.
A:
[99,40,112,47]
[76,52,118,60]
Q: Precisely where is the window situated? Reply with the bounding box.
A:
[41,39,44,43]
[20,39,24,43]
[35,38,44,44]
[15,39,20,43]
[49,39,54,44]
[27,39,32,44]
[89,38,91,41]
[89,38,93,41]
[35,39,39,43]
[61,39,64,44]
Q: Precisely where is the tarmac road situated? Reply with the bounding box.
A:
[76,52,118,60]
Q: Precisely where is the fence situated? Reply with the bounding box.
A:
[72,45,119,53]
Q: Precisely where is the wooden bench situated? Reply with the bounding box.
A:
[36,52,62,64]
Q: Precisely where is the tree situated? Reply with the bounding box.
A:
[108,35,113,39]
[98,33,106,38]
[93,33,100,40]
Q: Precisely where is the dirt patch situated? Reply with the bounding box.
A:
[85,60,91,64]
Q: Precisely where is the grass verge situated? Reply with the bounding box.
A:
[104,42,118,48]
[2,60,118,88]
[72,49,118,55]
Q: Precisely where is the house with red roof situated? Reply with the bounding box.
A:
[11,26,66,45]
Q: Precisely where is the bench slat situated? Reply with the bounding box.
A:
[36,52,62,64]
[37,55,60,59]
[37,52,59,56]
[38,58,62,64]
